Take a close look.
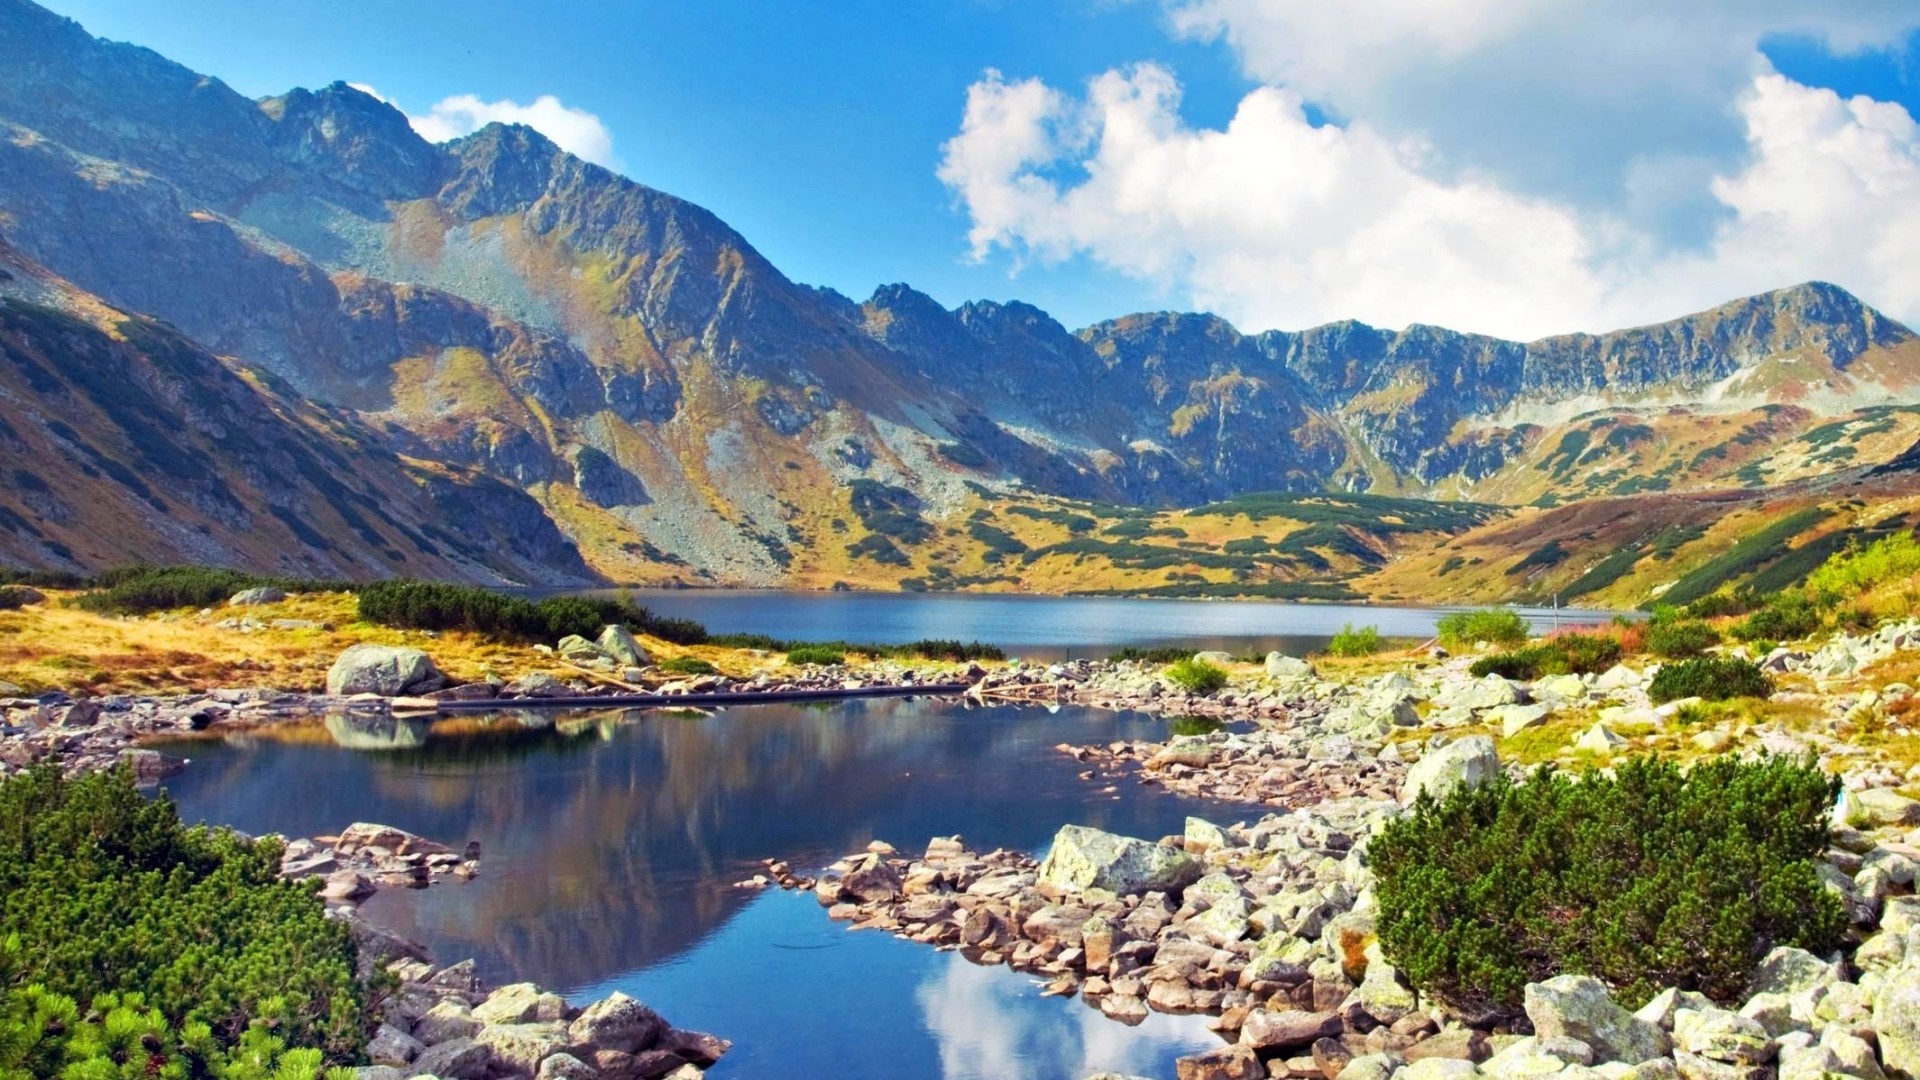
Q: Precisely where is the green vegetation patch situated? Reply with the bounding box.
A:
[1645,619,1721,659]
[1468,633,1621,680]
[0,766,367,1074]
[1374,754,1844,1013]
[1005,505,1098,535]
[74,565,346,615]
[357,580,707,645]
[1436,609,1530,650]
[1328,623,1384,658]
[847,480,933,544]
[658,656,718,675]
[1648,657,1772,703]
[1164,656,1229,695]
[1190,491,1499,533]
[1652,508,1832,609]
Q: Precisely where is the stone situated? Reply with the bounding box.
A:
[1853,788,1920,828]
[1402,736,1501,805]
[1748,947,1838,999]
[413,999,482,1044]
[536,1053,599,1080]
[1873,961,1920,1077]
[1176,1044,1265,1080]
[1535,674,1588,700]
[409,1037,490,1080]
[1634,989,1713,1030]
[1037,824,1203,896]
[597,625,651,666]
[1351,944,1417,1025]
[473,1021,571,1075]
[366,1023,423,1065]
[1673,1052,1767,1080]
[118,747,185,783]
[556,634,606,661]
[1493,704,1553,739]
[1733,993,1794,1040]
[1672,1007,1772,1065]
[473,983,567,1025]
[351,1068,405,1080]
[1526,975,1670,1065]
[326,644,442,697]
[1336,1054,1401,1080]
[1403,1061,1481,1080]
[1241,1010,1343,1051]
[1820,1027,1886,1080]
[320,870,375,902]
[1574,723,1627,754]
[1186,816,1232,853]
[840,853,902,902]
[569,992,666,1053]
[229,587,287,605]
[1268,653,1318,680]
[1776,1043,1845,1080]
[1595,666,1642,691]
[1481,1038,1585,1080]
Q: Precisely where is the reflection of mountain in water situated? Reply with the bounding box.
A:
[158,699,1224,991]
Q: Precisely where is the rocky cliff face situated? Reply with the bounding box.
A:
[0,0,1915,583]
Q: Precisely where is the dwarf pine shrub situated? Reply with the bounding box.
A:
[1646,619,1721,658]
[355,579,707,645]
[785,645,846,666]
[1328,623,1384,657]
[0,766,366,1073]
[1164,656,1229,695]
[1648,656,1772,703]
[1468,633,1621,680]
[1436,609,1530,650]
[1373,755,1845,1013]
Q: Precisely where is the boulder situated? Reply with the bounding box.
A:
[1852,788,1920,828]
[536,1053,599,1080]
[1037,824,1203,896]
[1267,653,1318,680]
[1492,704,1554,739]
[326,644,442,697]
[1241,1009,1343,1051]
[1402,736,1501,805]
[1526,975,1670,1065]
[1873,961,1920,1077]
[1595,665,1642,691]
[1451,675,1522,711]
[409,1037,490,1080]
[1176,1044,1264,1080]
[1672,1007,1772,1065]
[413,999,482,1044]
[473,1021,571,1075]
[568,992,666,1054]
[473,982,567,1025]
[229,586,287,606]
[1575,723,1627,755]
[839,853,902,902]
[598,624,650,666]
[366,1024,423,1066]
[556,634,606,661]
[1748,947,1839,999]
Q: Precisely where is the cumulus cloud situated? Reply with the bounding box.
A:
[939,62,1920,338]
[407,92,618,168]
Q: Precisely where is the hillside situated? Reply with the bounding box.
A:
[0,0,1917,592]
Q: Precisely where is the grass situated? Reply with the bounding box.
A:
[1327,623,1383,657]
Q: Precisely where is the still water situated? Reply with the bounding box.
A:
[158,699,1242,1079]
[614,590,1605,660]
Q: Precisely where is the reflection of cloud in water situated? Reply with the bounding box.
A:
[917,956,1216,1079]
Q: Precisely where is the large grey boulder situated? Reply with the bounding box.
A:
[408,1036,490,1079]
[1748,947,1839,999]
[229,586,287,606]
[1526,975,1671,1065]
[1267,652,1318,680]
[597,624,650,666]
[326,644,442,697]
[1852,788,1920,828]
[1873,961,1920,1077]
[1402,736,1501,805]
[1037,824,1203,896]
[569,991,665,1053]
[472,982,567,1025]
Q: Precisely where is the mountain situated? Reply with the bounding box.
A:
[0,0,1917,589]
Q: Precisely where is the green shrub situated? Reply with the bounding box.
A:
[658,656,718,675]
[0,766,366,1071]
[1327,623,1383,658]
[1648,656,1772,703]
[1806,531,1920,598]
[1683,592,1753,619]
[894,639,1005,662]
[1109,645,1198,664]
[356,580,707,645]
[1733,594,1822,644]
[1164,657,1229,695]
[786,645,846,666]
[1646,620,1721,658]
[73,565,342,615]
[1436,609,1530,650]
[0,586,35,611]
[1373,755,1845,1013]
[1468,634,1621,680]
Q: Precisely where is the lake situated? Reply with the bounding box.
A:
[610,590,1607,659]
[158,698,1240,1079]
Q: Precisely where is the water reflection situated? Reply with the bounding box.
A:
[156,698,1238,1079]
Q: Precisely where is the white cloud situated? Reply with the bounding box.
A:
[407,93,618,168]
[939,62,1920,339]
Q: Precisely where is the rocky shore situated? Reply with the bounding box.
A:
[335,909,729,1080]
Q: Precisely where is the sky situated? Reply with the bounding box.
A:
[41,0,1920,340]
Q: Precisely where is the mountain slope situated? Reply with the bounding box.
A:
[0,0,1917,589]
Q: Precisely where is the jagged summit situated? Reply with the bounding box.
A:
[0,0,1917,585]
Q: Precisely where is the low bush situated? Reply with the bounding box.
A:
[73,565,342,615]
[658,656,718,675]
[1108,645,1198,664]
[1164,656,1229,695]
[0,766,366,1073]
[1806,531,1920,598]
[785,645,846,666]
[1733,594,1822,644]
[0,585,35,611]
[1683,592,1754,619]
[894,639,1005,662]
[1373,754,1845,1013]
[1646,619,1721,659]
[356,580,707,645]
[1648,656,1772,703]
[1327,623,1383,658]
[1436,609,1530,650]
[1468,634,1621,680]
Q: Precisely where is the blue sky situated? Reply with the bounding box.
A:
[42,1,1920,338]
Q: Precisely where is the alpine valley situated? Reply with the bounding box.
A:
[6,0,1920,609]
